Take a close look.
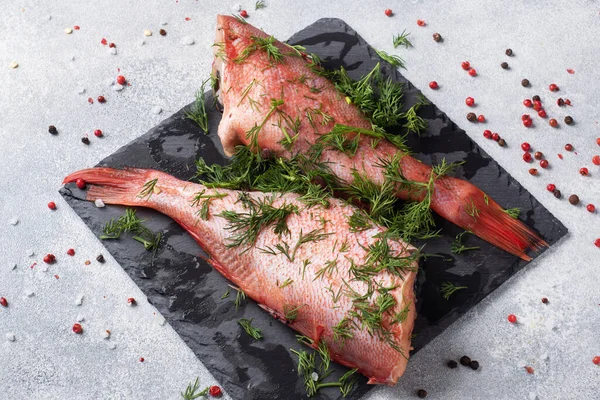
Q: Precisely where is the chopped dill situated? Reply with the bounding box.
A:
[255,0,266,10]
[138,178,158,200]
[101,208,161,251]
[440,282,468,300]
[191,190,228,220]
[374,48,405,69]
[185,79,210,133]
[181,378,208,400]
[283,304,302,322]
[233,287,247,310]
[279,278,294,288]
[221,287,230,299]
[238,318,263,340]
[235,35,284,64]
[451,231,480,254]
[504,207,520,219]
[393,30,412,49]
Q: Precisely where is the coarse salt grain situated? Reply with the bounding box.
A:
[156,315,166,326]
[109,47,117,55]
[26,249,34,257]
[78,87,86,94]
[517,359,527,368]
[94,199,105,208]
[160,21,168,26]
[102,330,111,339]
[232,4,242,12]
[106,342,117,350]
[6,333,16,342]
[9,62,19,69]
[143,29,152,36]
[10,263,17,271]
[112,84,124,91]
[75,295,84,306]
[64,27,73,34]
[182,36,195,45]
[311,372,319,381]
[76,315,85,322]
[9,218,19,226]
[152,106,162,114]
[24,289,34,297]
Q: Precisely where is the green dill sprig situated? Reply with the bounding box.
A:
[185,79,210,133]
[440,281,468,300]
[279,278,294,288]
[255,0,266,9]
[238,318,263,340]
[332,317,354,343]
[451,231,480,254]
[191,190,228,220]
[260,228,331,262]
[371,77,405,128]
[504,207,520,219]
[402,103,428,135]
[221,287,230,299]
[374,49,405,69]
[233,287,246,310]
[235,35,284,64]
[393,30,412,49]
[101,208,162,251]
[246,98,285,151]
[181,378,209,400]
[138,178,158,200]
[284,304,302,322]
[231,13,248,24]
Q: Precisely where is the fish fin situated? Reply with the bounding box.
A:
[258,303,289,324]
[460,193,548,261]
[63,167,157,205]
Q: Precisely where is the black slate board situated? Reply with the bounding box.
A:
[60,18,567,400]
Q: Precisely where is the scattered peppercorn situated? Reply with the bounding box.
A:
[81,137,90,145]
[557,98,565,106]
[593,356,600,365]
[461,61,471,70]
[507,314,517,323]
[0,297,7,307]
[523,152,532,162]
[546,184,556,192]
[239,10,248,18]
[521,79,530,87]
[540,159,549,169]
[492,132,500,141]
[569,194,579,205]
[127,297,137,305]
[523,118,533,128]
[384,9,393,17]
[549,118,558,127]
[43,254,56,264]
[48,201,57,210]
[580,167,589,176]
[483,130,492,139]
[429,81,438,90]
[433,33,442,42]
[94,129,103,137]
[417,19,426,27]
[532,95,541,102]
[565,99,571,105]
[116,75,126,85]
[477,115,486,123]
[564,116,574,125]
[48,125,58,135]
[525,366,534,374]
[593,155,600,165]
[469,360,479,370]
[505,48,513,56]
[159,29,167,36]
[209,386,222,397]
[67,248,75,256]
[501,62,509,69]
[72,323,83,334]
[537,109,547,118]
[534,151,543,160]
[587,204,596,213]
[565,144,573,151]
[528,168,538,176]
[76,178,86,189]
[467,112,477,122]
[84,260,91,265]
[542,297,549,304]
[468,68,477,77]
[498,138,506,147]
[465,97,475,106]
[553,190,562,199]
[521,142,531,152]
[417,389,428,398]
[533,100,542,111]
[109,43,116,48]
[595,239,600,248]
[101,38,107,45]
[523,99,532,107]
[460,356,471,366]
[549,83,559,92]
[96,254,105,263]
[447,360,458,369]
[139,357,145,362]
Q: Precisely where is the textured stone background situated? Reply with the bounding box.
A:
[0,1,599,399]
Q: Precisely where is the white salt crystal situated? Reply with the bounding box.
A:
[182,36,195,45]
[139,40,146,46]
[26,249,34,257]
[160,21,168,26]
[104,78,114,87]
[528,392,537,400]
[152,106,162,115]
[143,29,152,37]
[39,264,48,272]
[106,342,117,350]
[64,27,73,34]
[232,4,242,12]
[76,315,85,322]
[9,218,19,226]
[311,372,318,381]
[112,84,124,91]
[9,62,19,69]
[109,47,117,55]
[75,295,84,306]
[517,359,527,368]
[24,289,34,297]
[6,333,15,342]
[70,55,76,61]
[78,87,86,94]
[156,315,166,326]
[94,199,105,208]
[102,330,111,339]
[10,263,17,271]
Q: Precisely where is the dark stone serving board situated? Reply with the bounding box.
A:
[60,18,567,400]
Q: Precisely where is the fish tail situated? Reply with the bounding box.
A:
[63,167,158,206]
[457,192,548,261]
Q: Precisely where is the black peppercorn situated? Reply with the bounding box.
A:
[534,151,543,160]
[569,194,579,205]
[557,98,565,106]
[553,189,562,199]
[417,389,428,398]
[469,360,480,370]
[96,254,105,263]
[81,137,90,145]
[542,297,549,304]
[460,355,471,366]
[505,48,513,56]
[498,138,506,147]
[433,33,442,42]
[467,112,477,122]
[48,125,58,135]
[447,360,458,368]
[521,79,530,87]
[564,116,574,125]
[532,95,541,102]
[159,29,167,36]
[501,62,509,69]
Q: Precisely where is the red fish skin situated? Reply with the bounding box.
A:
[63,167,417,385]
[213,15,547,260]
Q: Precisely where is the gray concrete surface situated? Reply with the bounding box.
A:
[1,0,599,399]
